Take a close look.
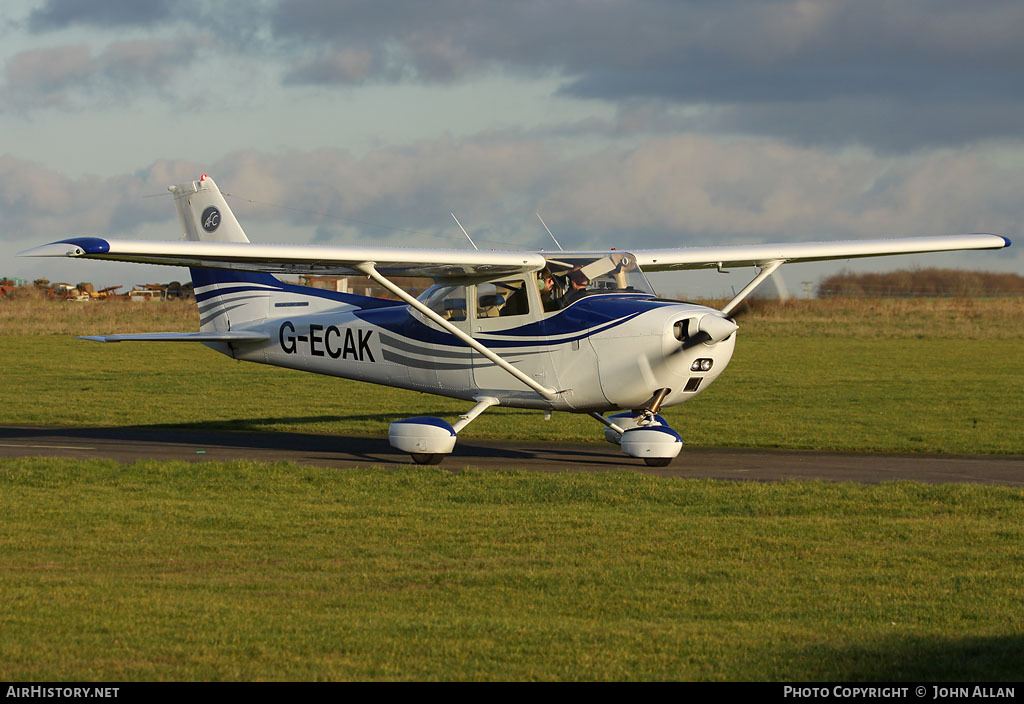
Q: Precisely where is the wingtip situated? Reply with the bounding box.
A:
[17,243,75,257]
[18,237,111,257]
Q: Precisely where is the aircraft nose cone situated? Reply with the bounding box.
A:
[697,314,738,344]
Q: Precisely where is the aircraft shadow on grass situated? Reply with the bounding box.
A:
[2,422,624,466]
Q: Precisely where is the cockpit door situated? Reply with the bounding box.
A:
[407,284,473,392]
[470,277,555,400]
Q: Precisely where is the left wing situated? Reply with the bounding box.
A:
[630,234,1010,271]
[19,237,546,279]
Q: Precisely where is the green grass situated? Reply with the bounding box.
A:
[2,458,1022,681]
[2,298,1021,681]
[1,334,1020,454]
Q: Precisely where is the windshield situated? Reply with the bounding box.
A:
[416,283,467,321]
[541,252,655,298]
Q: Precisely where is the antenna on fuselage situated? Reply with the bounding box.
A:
[535,212,564,251]
[450,212,479,250]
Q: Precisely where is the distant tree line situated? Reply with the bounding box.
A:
[818,268,1024,298]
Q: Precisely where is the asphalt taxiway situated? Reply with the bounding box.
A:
[1,425,1022,485]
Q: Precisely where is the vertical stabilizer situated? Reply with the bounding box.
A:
[169,174,249,243]
[172,175,267,333]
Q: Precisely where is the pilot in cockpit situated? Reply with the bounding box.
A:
[560,267,590,307]
[538,267,562,312]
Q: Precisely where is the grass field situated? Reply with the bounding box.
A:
[1,296,1022,681]
[2,458,1022,681]
[1,296,1021,454]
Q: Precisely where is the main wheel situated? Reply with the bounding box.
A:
[643,457,673,467]
[410,453,445,465]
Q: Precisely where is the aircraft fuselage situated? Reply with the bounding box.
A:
[224,293,736,413]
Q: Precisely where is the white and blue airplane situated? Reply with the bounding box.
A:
[19,175,1011,465]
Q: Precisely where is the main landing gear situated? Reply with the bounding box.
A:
[388,396,499,465]
[592,387,683,467]
[388,390,682,467]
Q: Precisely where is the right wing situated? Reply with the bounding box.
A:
[630,234,1010,271]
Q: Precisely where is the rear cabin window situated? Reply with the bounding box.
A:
[419,284,467,321]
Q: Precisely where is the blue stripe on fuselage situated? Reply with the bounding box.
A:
[353,294,672,349]
[479,294,677,338]
[189,267,401,309]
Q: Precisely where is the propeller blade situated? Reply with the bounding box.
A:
[679,313,738,349]
[699,313,738,343]
[681,331,712,350]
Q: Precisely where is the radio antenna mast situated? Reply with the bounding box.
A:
[536,212,563,251]
[450,212,478,250]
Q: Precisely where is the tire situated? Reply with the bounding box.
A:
[643,457,673,467]
[410,453,445,465]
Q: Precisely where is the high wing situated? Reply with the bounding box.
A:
[630,234,1010,271]
[20,234,1008,279]
[18,237,546,280]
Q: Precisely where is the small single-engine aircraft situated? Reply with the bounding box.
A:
[20,175,1011,465]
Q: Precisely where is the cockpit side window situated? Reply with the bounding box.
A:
[477,279,531,319]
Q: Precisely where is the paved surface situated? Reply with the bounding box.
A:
[1,425,1022,485]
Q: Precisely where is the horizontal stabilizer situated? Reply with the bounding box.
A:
[78,331,269,343]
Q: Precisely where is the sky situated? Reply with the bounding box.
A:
[1,0,1021,297]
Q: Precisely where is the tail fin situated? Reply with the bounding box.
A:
[171,175,271,331]
[170,174,249,243]
[171,174,380,335]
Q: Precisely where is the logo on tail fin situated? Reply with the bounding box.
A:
[202,207,221,232]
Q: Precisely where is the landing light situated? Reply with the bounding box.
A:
[691,358,713,372]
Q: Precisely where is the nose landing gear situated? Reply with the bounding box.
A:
[591,388,683,467]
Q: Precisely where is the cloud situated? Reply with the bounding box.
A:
[3,134,1022,257]
[692,99,1024,154]
[283,47,388,85]
[4,45,91,105]
[13,1,1024,150]
[0,155,200,241]
[27,0,175,31]
[265,0,1024,150]
[3,39,200,111]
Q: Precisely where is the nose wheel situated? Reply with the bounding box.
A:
[409,453,446,465]
[591,388,682,467]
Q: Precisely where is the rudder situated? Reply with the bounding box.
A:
[169,174,249,243]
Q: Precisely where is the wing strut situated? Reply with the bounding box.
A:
[355,262,559,401]
[721,260,784,316]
